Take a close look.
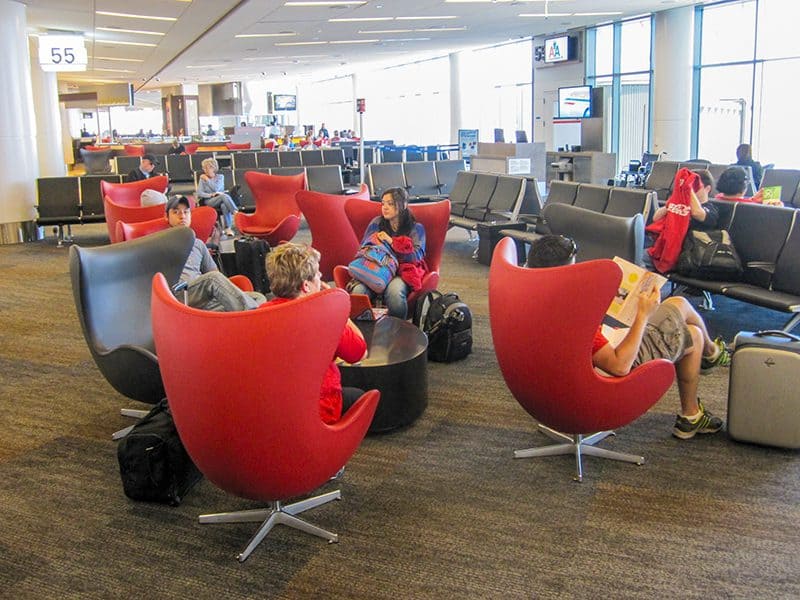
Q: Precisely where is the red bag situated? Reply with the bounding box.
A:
[647,168,699,273]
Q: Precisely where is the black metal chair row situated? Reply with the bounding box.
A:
[113,149,350,183]
[36,174,123,245]
[367,160,466,200]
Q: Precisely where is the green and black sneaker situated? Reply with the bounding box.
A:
[673,400,724,439]
[701,337,731,374]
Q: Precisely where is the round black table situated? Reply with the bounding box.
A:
[339,316,428,433]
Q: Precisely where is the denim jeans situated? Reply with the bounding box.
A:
[350,276,409,319]
[203,193,237,228]
[187,271,266,312]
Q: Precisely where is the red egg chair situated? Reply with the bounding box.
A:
[101,176,169,208]
[123,144,146,156]
[488,237,675,481]
[151,278,379,561]
[234,171,305,246]
[295,184,369,280]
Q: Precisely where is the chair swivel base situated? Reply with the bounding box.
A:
[514,424,644,482]
[199,489,341,562]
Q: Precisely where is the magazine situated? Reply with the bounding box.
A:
[761,186,782,203]
[601,257,667,347]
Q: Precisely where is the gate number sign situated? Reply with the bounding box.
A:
[38,35,88,72]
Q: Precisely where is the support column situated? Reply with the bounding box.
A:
[351,73,359,134]
[651,6,694,160]
[29,36,66,178]
[0,0,38,243]
[449,52,462,145]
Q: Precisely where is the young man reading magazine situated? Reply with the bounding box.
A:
[526,235,730,439]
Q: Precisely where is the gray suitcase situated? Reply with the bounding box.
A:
[728,330,800,448]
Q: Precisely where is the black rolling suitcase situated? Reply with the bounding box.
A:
[234,237,270,294]
[728,330,800,449]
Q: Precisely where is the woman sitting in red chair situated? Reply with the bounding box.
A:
[266,243,367,425]
[527,235,729,440]
[347,187,426,319]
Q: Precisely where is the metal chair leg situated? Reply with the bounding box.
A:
[515,429,644,482]
[200,489,343,562]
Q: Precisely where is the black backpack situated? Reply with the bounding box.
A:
[117,399,203,506]
[413,291,473,362]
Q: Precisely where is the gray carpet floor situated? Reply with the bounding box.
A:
[1,223,798,599]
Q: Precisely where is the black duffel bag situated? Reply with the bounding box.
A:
[677,229,743,280]
[117,399,202,506]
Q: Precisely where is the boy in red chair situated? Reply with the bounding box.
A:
[526,235,729,440]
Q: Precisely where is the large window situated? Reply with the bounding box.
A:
[459,40,533,145]
[587,16,653,172]
[350,57,449,145]
[694,0,800,167]
[298,76,354,136]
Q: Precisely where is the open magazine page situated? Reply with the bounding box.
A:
[602,257,667,347]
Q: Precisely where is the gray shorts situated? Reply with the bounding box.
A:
[632,303,692,367]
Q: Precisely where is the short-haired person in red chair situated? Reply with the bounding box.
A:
[166,196,266,311]
[526,235,730,440]
[266,242,367,424]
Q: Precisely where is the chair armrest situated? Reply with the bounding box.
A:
[333,265,351,290]
[229,274,254,292]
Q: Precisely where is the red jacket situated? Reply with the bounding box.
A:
[647,168,698,273]
[267,297,366,423]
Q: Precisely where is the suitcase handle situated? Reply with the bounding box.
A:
[754,330,800,343]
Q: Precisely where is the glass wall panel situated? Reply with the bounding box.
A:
[696,64,754,163]
[359,57,450,145]
[620,19,651,74]
[700,1,756,65]
[459,40,532,144]
[752,58,800,166]
[619,74,651,165]
[756,0,800,60]
[298,76,353,135]
[594,25,614,76]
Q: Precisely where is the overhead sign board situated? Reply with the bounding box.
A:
[38,35,88,72]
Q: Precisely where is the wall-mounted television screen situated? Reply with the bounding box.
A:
[558,85,592,119]
[544,35,572,63]
[274,94,297,111]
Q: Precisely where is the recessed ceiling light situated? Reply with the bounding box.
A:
[96,27,165,36]
[186,64,227,68]
[94,56,144,62]
[284,1,366,6]
[382,37,431,42]
[519,13,573,17]
[329,39,379,44]
[396,16,458,20]
[100,40,158,47]
[94,67,136,73]
[359,29,413,34]
[329,17,393,22]
[235,33,297,38]
[275,41,329,46]
[95,11,177,21]
[573,12,623,16]
[416,27,467,32]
